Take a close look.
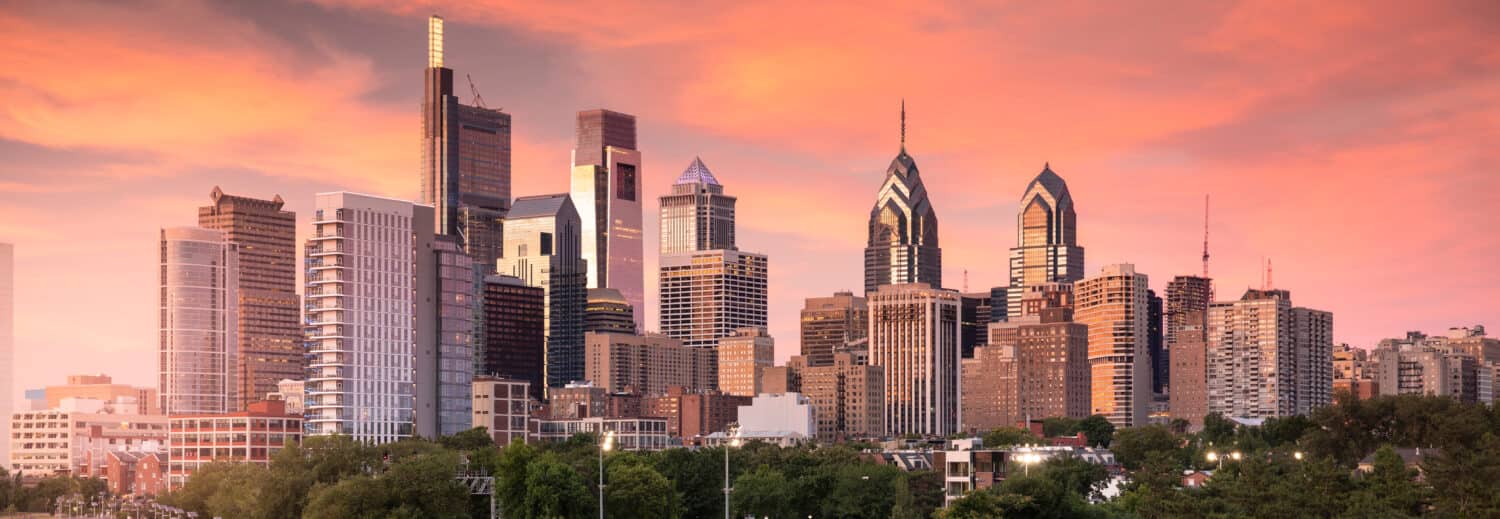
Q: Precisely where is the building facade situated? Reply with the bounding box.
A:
[44,375,159,416]
[1206,289,1334,419]
[1168,311,1209,427]
[1147,290,1164,395]
[583,332,717,395]
[417,236,475,437]
[166,400,302,490]
[864,112,941,294]
[471,376,530,447]
[481,275,545,399]
[643,386,749,440]
[965,284,1089,432]
[717,328,774,397]
[658,250,768,349]
[530,417,668,451]
[496,194,588,388]
[9,410,166,477]
[1292,307,1335,414]
[868,283,961,437]
[1006,164,1085,318]
[960,292,991,359]
[800,292,869,367]
[1164,276,1212,395]
[585,288,636,335]
[1075,264,1149,428]
[160,227,239,415]
[659,156,736,255]
[800,351,884,442]
[570,109,644,328]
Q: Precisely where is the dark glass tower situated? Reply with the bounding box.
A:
[864,103,940,294]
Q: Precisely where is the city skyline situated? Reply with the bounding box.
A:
[3,1,1499,399]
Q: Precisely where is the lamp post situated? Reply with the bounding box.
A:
[1293,451,1304,461]
[724,423,741,519]
[599,430,614,519]
[1017,452,1041,477]
[1206,450,1221,470]
[1230,451,1242,462]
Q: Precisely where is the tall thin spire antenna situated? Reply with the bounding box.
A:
[900,98,906,151]
[1202,194,1210,279]
[1267,258,1273,290]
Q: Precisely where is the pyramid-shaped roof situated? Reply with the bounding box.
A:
[674,156,721,186]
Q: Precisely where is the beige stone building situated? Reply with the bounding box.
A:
[801,351,884,441]
[1075,264,1150,428]
[868,283,961,437]
[717,328,774,397]
[584,332,716,395]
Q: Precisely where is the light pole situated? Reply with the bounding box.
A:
[599,430,615,519]
[1017,452,1041,477]
[724,423,741,519]
[1206,450,1220,470]
[1293,451,1304,461]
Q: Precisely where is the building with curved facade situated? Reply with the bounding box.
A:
[159,227,238,415]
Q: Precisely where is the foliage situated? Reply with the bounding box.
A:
[982,426,1042,448]
[1077,414,1116,447]
[1110,424,1180,470]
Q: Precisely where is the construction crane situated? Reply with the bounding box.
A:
[466,74,492,110]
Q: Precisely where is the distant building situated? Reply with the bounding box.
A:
[1076,264,1150,428]
[659,249,768,349]
[471,376,530,447]
[868,283,961,437]
[759,356,805,396]
[1169,311,1209,428]
[166,400,302,490]
[1375,341,1472,402]
[107,451,166,497]
[530,417,667,451]
[9,408,167,477]
[717,328,774,397]
[1164,276,1213,395]
[570,109,644,329]
[1005,164,1085,319]
[584,332,717,395]
[160,227,238,415]
[960,292,991,359]
[659,156,736,255]
[481,275,546,399]
[266,379,305,416]
[584,288,636,335]
[643,386,749,441]
[800,292,868,367]
[417,236,476,438]
[800,351,884,442]
[496,194,588,388]
[735,393,816,443]
[965,283,1089,432]
[938,439,1012,506]
[45,375,160,416]
[547,383,642,420]
[135,453,166,497]
[1147,289,1164,395]
[864,108,940,294]
[1333,344,1378,402]
[1207,289,1334,419]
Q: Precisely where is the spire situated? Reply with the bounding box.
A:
[900,98,906,152]
[428,15,445,68]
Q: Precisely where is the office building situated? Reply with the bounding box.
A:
[800,351,884,442]
[659,156,736,255]
[965,283,1089,432]
[44,374,160,415]
[197,188,303,413]
[864,106,940,293]
[1168,311,1209,427]
[868,283,961,437]
[583,332,717,395]
[160,227,239,415]
[658,249,768,348]
[416,236,475,437]
[165,400,302,490]
[717,327,774,397]
[530,417,668,451]
[1006,164,1085,318]
[496,194,588,388]
[1207,289,1335,419]
[304,192,431,443]
[570,109,644,327]
[1075,264,1149,428]
[643,386,749,440]
[481,275,545,399]
[1164,276,1212,394]
[471,376,530,447]
[585,288,636,335]
[800,292,868,367]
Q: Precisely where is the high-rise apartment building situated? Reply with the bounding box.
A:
[160,227,238,415]
[658,250,768,349]
[800,292,868,367]
[197,188,302,412]
[1168,311,1208,427]
[1146,290,1164,395]
[1292,307,1334,414]
[1075,264,1149,428]
[416,237,475,437]
[1163,276,1212,395]
[864,108,940,294]
[570,109,644,328]
[0,243,11,469]
[584,288,636,335]
[1006,164,1085,318]
[304,192,431,443]
[799,351,884,442]
[717,328,774,397]
[481,275,545,400]
[867,283,961,437]
[964,283,1089,432]
[497,194,588,388]
[659,157,736,255]
[1206,289,1334,419]
[583,333,716,395]
[421,15,512,263]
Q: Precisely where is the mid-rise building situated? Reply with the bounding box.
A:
[800,292,868,367]
[1207,289,1334,419]
[643,386,749,440]
[584,332,717,395]
[570,109,644,328]
[496,194,588,388]
[868,283,961,436]
[1333,343,1378,402]
[799,351,884,442]
[658,249,768,349]
[1076,264,1150,428]
[1292,307,1335,414]
[659,156,736,255]
[44,374,160,415]
[1168,311,1209,427]
[198,188,303,412]
[481,275,545,399]
[530,417,668,451]
[160,227,238,415]
[965,283,1089,432]
[1164,276,1213,395]
[546,383,642,420]
[585,288,636,335]
[1005,164,1084,318]
[9,409,166,477]
[864,107,941,294]
[471,376,530,447]
[1374,342,1472,401]
[717,328,774,397]
[166,400,302,490]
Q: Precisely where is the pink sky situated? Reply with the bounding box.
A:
[1,1,1497,397]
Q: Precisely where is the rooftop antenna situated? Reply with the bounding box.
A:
[1202,195,1210,279]
[963,269,969,293]
[900,98,906,152]
[1259,257,1265,290]
[1267,258,1273,290]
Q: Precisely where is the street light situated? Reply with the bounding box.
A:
[1293,451,1304,461]
[1016,451,1042,476]
[1230,451,1243,462]
[599,430,615,519]
[1206,450,1221,469]
[725,423,741,519]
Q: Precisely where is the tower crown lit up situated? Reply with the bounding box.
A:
[1005,163,1085,318]
[863,101,940,293]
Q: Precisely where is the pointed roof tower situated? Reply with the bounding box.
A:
[674,156,721,186]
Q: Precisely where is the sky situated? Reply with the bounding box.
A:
[1,0,1497,398]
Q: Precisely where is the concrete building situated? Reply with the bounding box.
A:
[1375,343,1469,401]
[1168,311,1209,427]
[1207,289,1335,419]
[546,383,642,420]
[864,107,941,294]
[800,292,868,367]
[266,379,304,416]
[9,408,167,477]
[481,275,545,399]
[658,249,768,349]
[659,156,736,255]
[717,327,774,397]
[735,392,815,442]
[937,439,1012,507]
[44,375,160,416]
[198,188,303,412]
[160,226,239,415]
[304,192,432,443]
[584,332,717,395]
[868,283,961,437]
[1333,344,1378,402]
[1164,276,1213,395]
[530,417,667,451]
[643,386,749,440]
[498,194,588,389]
[166,400,302,490]
[1292,307,1335,414]
[585,288,636,335]
[799,351,884,442]
[570,109,644,328]
[471,376,530,447]
[965,283,1089,432]
[1005,164,1085,319]
[1076,264,1150,428]
[0,243,9,469]
[759,356,804,395]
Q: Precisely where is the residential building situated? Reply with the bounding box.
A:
[658,249,768,348]
[759,356,804,395]
[570,109,644,328]
[800,292,868,367]
[530,417,667,451]
[496,194,588,388]
[1169,311,1209,427]
[547,383,642,420]
[1333,343,1378,401]
[9,408,166,477]
[585,288,636,335]
[937,439,1012,506]
[481,275,545,399]
[160,227,238,415]
[864,106,940,293]
[166,400,302,490]
[717,327,774,397]
[136,454,165,497]
[1005,164,1085,318]
[583,332,717,395]
[1292,307,1335,414]
[1164,276,1213,395]
[44,375,160,415]
[415,236,476,438]
[800,351,884,442]
[643,386,749,440]
[1076,264,1150,428]
[471,376,530,447]
[107,451,165,497]
[198,187,303,412]
[1207,289,1335,419]
[659,156,736,255]
[1375,342,1472,401]
[868,283,961,436]
[965,283,1089,432]
[304,192,431,443]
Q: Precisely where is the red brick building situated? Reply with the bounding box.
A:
[135,453,165,497]
[166,400,302,490]
[643,386,749,441]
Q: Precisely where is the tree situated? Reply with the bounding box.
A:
[983,426,1042,448]
[1043,416,1082,438]
[605,462,680,519]
[522,453,595,519]
[1035,456,1108,501]
[1200,412,1236,446]
[937,488,1003,519]
[1111,425,1180,470]
[440,426,497,451]
[1341,445,1428,518]
[1078,415,1115,448]
[731,465,793,518]
[652,447,725,519]
[1424,434,1500,517]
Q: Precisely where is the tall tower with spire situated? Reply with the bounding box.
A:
[1005,163,1085,318]
[864,101,941,294]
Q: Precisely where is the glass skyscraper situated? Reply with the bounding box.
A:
[496,194,588,388]
[570,109,644,329]
[159,227,238,415]
[864,106,940,294]
[1006,164,1085,318]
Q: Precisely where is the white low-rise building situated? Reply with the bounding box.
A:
[729,392,815,446]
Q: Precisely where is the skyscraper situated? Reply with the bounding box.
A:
[421,15,512,261]
[570,109,643,328]
[481,275,545,400]
[1075,264,1149,428]
[0,243,12,469]
[1206,289,1333,419]
[659,157,736,255]
[497,194,588,388]
[960,292,991,358]
[1146,289,1164,395]
[658,250,768,348]
[416,236,475,437]
[799,292,868,367]
[160,227,238,415]
[867,283,961,437]
[1292,307,1334,414]
[584,288,636,335]
[1006,164,1085,318]
[304,193,430,442]
[1168,311,1208,427]
[1163,276,1211,395]
[197,187,301,411]
[864,104,940,294]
